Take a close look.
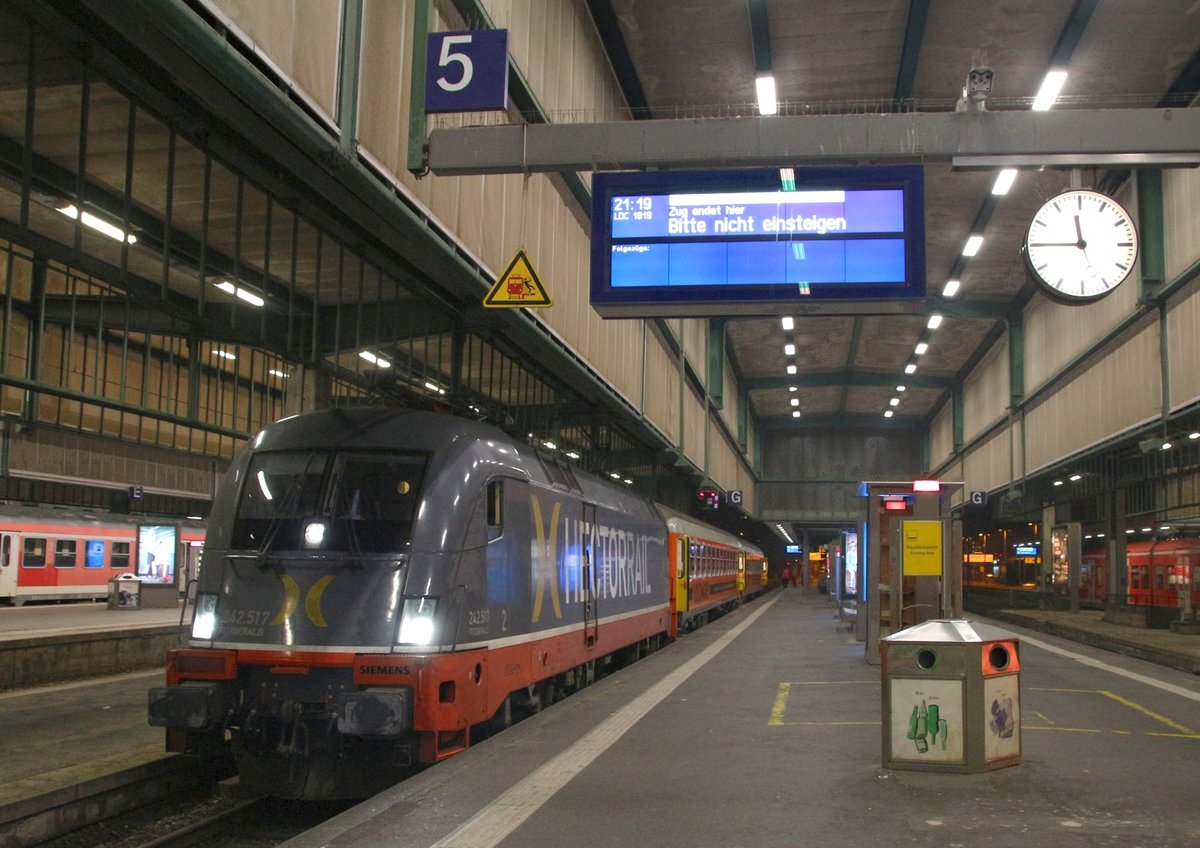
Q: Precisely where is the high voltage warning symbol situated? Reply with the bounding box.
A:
[484,250,552,308]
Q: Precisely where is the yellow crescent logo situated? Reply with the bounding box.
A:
[270,574,301,625]
[305,575,334,627]
[270,574,334,627]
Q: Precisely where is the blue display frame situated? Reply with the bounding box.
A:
[590,166,925,317]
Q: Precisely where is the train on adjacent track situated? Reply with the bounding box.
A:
[148,408,768,800]
[0,505,205,606]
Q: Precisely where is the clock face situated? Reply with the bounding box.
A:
[1023,189,1138,304]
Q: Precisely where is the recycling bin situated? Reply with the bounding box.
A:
[881,619,1020,773]
[107,573,142,609]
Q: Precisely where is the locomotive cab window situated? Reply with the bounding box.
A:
[232,450,427,553]
[487,480,504,541]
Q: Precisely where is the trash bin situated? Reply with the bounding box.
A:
[107,573,142,609]
[881,619,1020,773]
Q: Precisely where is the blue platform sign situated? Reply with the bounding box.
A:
[425,30,509,113]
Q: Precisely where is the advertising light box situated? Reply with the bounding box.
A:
[590,166,925,317]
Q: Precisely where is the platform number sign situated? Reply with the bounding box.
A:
[425,30,509,113]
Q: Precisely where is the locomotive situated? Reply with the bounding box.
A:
[148,408,766,799]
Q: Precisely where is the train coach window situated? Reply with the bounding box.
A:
[55,539,77,567]
[112,541,131,570]
[23,537,46,568]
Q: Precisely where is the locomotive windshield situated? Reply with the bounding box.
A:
[230,450,427,553]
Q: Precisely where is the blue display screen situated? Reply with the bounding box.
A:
[590,167,925,317]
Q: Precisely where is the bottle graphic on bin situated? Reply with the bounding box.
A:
[907,700,948,753]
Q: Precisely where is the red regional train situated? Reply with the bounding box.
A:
[148,409,768,799]
[1126,538,1200,610]
[0,506,206,605]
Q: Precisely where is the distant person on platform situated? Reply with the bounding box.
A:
[781,566,792,588]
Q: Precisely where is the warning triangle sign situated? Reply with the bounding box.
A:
[484,250,552,308]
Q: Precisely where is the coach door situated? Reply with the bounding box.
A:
[582,504,599,647]
[0,534,16,599]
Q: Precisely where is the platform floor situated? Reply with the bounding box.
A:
[276,590,1200,848]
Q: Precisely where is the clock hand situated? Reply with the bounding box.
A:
[1074,214,1084,245]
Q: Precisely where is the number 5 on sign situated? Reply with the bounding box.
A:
[425,30,509,113]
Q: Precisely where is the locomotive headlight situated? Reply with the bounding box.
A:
[398,596,438,645]
[303,520,327,548]
[192,593,219,640]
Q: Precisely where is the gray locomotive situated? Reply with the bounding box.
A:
[149,408,764,799]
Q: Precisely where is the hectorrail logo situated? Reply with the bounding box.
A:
[270,574,335,627]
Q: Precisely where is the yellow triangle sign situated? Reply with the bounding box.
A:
[484,250,552,308]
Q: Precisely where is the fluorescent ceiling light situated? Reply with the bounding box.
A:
[942,279,961,297]
[884,410,894,418]
[792,410,801,418]
[268,369,288,378]
[424,380,446,394]
[784,343,796,356]
[56,203,137,244]
[926,314,943,330]
[889,397,900,407]
[991,169,1018,196]
[788,385,798,392]
[359,350,391,368]
[1069,474,1082,481]
[904,363,917,375]
[566,451,580,459]
[962,235,984,256]
[213,280,265,307]
[1032,69,1068,111]
[790,398,799,407]
[213,350,236,360]
[1054,480,1064,486]
[914,342,929,355]
[756,74,778,116]
[786,364,797,375]
[781,316,794,331]
[1190,432,1200,440]
[896,385,906,392]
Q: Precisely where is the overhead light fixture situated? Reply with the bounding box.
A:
[904,363,917,375]
[786,364,797,375]
[359,350,391,368]
[213,349,236,361]
[942,279,961,297]
[1161,441,1173,450]
[1189,432,1200,440]
[915,342,929,355]
[991,168,1018,196]
[424,380,446,395]
[896,385,906,392]
[781,316,794,331]
[1032,69,1068,111]
[784,343,796,356]
[884,410,894,418]
[756,74,778,116]
[779,167,796,191]
[213,280,265,307]
[790,398,800,407]
[889,397,900,407]
[566,451,580,460]
[1069,474,1082,481]
[926,314,943,330]
[913,479,940,492]
[1053,480,1064,486]
[268,369,288,378]
[791,410,801,418]
[788,385,798,392]
[56,203,137,244]
[962,235,984,256]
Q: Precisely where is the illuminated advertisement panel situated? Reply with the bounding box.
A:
[590,166,925,317]
[137,525,178,585]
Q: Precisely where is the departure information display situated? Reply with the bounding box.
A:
[590,166,925,317]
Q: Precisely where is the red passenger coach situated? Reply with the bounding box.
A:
[0,506,206,605]
[1126,538,1200,611]
[663,507,767,635]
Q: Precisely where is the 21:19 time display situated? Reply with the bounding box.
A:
[612,195,654,220]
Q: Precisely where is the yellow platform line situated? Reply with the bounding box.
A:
[1099,689,1197,736]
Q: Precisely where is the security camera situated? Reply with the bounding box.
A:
[956,67,994,113]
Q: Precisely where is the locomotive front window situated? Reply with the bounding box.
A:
[231,450,426,553]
